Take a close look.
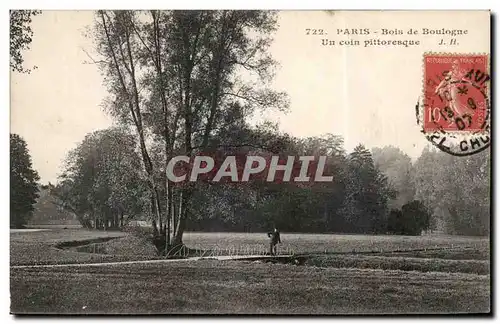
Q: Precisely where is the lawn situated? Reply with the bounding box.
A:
[182,232,489,256]
[10,229,157,266]
[10,229,490,265]
[10,229,491,314]
[10,260,490,314]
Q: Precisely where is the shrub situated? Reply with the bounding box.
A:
[387,200,430,235]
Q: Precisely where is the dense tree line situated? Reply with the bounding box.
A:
[10,134,40,228]
[29,185,79,225]
[55,123,490,240]
[53,128,149,229]
[412,146,490,236]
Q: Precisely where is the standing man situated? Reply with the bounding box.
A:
[267,227,281,256]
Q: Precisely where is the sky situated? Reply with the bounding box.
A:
[10,10,490,184]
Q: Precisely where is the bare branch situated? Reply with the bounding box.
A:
[81,47,107,65]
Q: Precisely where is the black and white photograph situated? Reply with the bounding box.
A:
[8,8,492,315]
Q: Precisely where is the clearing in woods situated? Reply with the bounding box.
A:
[10,229,490,314]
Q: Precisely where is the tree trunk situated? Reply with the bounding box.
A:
[172,186,195,247]
[166,180,171,248]
[172,190,185,246]
[172,210,187,247]
[154,187,163,230]
[150,194,156,221]
[100,11,162,235]
[150,191,163,229]
[172,191,176,237]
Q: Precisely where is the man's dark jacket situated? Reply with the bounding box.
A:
[267,231,281,245]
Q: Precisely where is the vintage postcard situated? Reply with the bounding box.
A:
[10,10,491,315]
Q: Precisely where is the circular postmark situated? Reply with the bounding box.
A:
[418,53,491,156]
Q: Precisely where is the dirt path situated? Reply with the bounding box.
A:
[10,229,50,233]
[10,254,293,269]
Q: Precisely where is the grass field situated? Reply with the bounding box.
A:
[182,231,489,255]
[10,229,491,314]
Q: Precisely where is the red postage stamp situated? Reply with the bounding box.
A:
[423,54,490,133]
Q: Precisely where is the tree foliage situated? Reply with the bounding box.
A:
[387,200,431,235]
[10,10,41,73]
[189,139,394,235]
[339,145,395,233]
[10,133,40,228]
[90,10,289,248]
[372,146,415,209]
[30,185,78,225]
[57,124,490,239]
[55,127,149,229]
[412,146,490,235]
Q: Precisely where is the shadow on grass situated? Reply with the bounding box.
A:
[54,237,121,249]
